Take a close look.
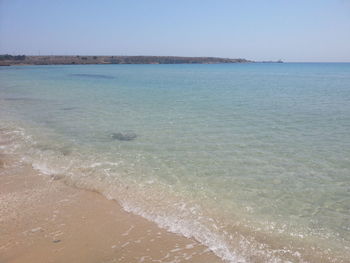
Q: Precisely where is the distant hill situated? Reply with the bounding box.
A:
[0,55,252,66]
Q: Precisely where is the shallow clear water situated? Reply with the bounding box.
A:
[1,63,349,262]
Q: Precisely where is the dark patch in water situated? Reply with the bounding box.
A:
[1,97,36,101]
[61,107,77,111]
[60,147,72,156]
[51,174,65,181]
[70,73,114,79]
[111,132,137,141]
[0,67,26,70]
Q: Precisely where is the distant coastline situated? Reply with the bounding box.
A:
[0,55,258,66]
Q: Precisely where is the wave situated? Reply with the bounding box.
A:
[1,122,347,263]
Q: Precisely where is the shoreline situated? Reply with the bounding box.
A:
[0,55,253,66]
[0,152,222,263]
[0,114,348,263]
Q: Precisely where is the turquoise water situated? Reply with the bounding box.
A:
[1,63,349,262]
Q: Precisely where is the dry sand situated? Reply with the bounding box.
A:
[0,153,222,263]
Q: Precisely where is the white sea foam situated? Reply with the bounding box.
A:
[120,201,245,263]
[31,162,60,175]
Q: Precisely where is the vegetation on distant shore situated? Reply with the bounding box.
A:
[0,55,253,66]
[0,54,26,61]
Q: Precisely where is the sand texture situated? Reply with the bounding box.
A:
[0,153,222,263]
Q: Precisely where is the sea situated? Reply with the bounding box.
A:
[0,63,349,262]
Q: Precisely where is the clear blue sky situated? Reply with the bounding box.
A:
[1,0,349,62]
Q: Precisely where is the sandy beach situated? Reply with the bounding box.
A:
[0,152,222,263]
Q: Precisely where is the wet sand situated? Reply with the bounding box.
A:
[0,153,222,263]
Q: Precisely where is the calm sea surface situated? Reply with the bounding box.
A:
[1,63,349,262]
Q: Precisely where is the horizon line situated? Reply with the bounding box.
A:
[1,53,349,63]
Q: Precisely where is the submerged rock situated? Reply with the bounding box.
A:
[111,132,137,141]
[61,107,77,111]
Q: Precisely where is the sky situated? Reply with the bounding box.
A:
[0,0,349,62]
